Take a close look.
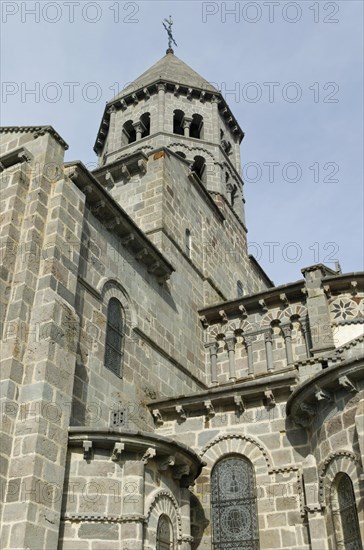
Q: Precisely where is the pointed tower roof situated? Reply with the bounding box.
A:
[110,51,219,103]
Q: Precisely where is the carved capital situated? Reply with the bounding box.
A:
[264,330,273,344]
[281,324,292,339]
[225,336,236,353]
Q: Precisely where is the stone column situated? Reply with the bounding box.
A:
[182,117,193,137]
[132,121,145,141]
[157,83,166,133]
[121,460,145,550]
[281,324,294,365]
[207,342,219,384]
[180,487,193,550]
[300,321,312,358]
[225,335,237,382]
[244,335,254,375]
[264,330,274,372]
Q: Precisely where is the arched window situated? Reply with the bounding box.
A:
[190,114,204,139]
[185,229,191,258]
[156,515,174,550]
[122,120,136,144]
[104,298,124,376]
[211,456,259,549]
[331,473,362,550]
[140,112,150,138]
[173,109,184,135]
[191,155,206,183]
[237,281,244,298]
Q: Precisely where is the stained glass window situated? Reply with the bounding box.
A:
[156,515,173,550]
[211,456,259,550]
[331,473,362,550]
[104,298,124,376]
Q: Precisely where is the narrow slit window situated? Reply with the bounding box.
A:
[185,229,191,258]
[104,298,124,377]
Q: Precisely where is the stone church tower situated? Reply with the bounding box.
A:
[0,48,363,550]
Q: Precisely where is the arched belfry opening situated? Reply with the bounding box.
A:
[190,114,204,139]
[122,120,136,144]
[173,109,184,136]
[140,112,150,138]
[191,155,206,183]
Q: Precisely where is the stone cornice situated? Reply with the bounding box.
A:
[64,161,174,283]
[286,356,364,427]
[147,367,298,418]
[322,272,364,293]
[68,427,204,484]
[198,280,305,323]
[0,125,69,150]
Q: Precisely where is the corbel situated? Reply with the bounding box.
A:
[187,88,193,100]
[323,285,332,298]
[152,409,163,426]
[315,389,332,402]
[83,440,93,460]
[264,390,276,408]
[200,91,206,103]
[120,233,135,246]
[204,400,215,420]
[174,85,180,97]
[111,442,125,462]
[280,293,289,307]
[218,310,228,323]
[121,164,131,182]
[135,248,149,261]
[105,171,115,189]
[142,447,156,464]
[157,455,175,472]
[350,281,358,295]
[119,99,127,110]
[147,261,161,274]
[259,299,268,312]
[90,200,106,213]
[132,93,139,105]
[238,304,247,318]
[234,395,245,414]
[143,87,150,99]
[199,315,209,328]
[106,217,121,230]
[172,464,190,480]
[138,159,147,175]
[176,405,187,421]
[339,375,357,393]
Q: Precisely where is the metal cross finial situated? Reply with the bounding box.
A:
[163,15,177,52]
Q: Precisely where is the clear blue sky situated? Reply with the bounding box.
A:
[1,0,363,284]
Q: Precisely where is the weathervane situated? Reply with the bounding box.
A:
[163,15,177,53]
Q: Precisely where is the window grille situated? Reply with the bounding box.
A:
[211,456,260,550]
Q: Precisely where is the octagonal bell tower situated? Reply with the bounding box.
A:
[94,48,247,224]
